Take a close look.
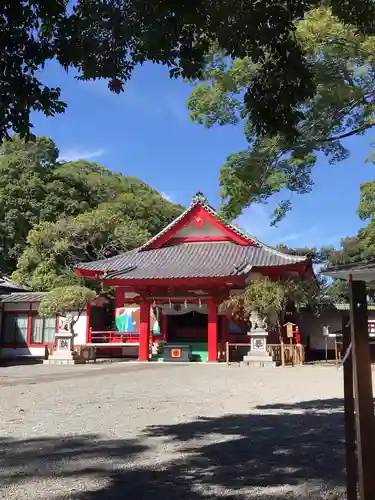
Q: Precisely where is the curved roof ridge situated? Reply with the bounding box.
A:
[198,198,308,262]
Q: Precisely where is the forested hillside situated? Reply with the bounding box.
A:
[0,136,183,291]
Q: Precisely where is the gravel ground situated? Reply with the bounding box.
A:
[0,362,361,500]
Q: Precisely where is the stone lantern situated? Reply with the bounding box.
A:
[243,311,275,367]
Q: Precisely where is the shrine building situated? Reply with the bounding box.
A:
[76,193,313,362]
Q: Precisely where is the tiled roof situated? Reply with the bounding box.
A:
[0,292,44,303]
[77,193,310,280]
[0,276,29,292]
[78,242,308,279]
[324,259,375,282]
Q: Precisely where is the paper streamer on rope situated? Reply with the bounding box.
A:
[340,342,352,368]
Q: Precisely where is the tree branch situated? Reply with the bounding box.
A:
[325,122,375,142]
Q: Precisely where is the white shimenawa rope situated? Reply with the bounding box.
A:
[340,342,352,368]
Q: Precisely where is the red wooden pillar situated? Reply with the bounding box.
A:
[27,303,33,346]
[85,304,91,344]
[219,314,227,361]
[139,300,150,361]
[115,287,124,309]
[208,299,218,362]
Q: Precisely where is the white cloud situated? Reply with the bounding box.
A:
[282,225,318,244]
[59,148,107,162]
[161,192,177,203]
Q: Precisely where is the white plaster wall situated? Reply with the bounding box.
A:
[58,310,88,346]
[174,220,224,238]
[300,309,375,351]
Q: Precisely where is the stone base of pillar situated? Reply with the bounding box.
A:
[243,350,275,368]
[44,352,84,365]
[44,330,84,365]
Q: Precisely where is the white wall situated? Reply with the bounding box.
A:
[58,310,88,346]
[300,308,375,351]
[174,220,224,238]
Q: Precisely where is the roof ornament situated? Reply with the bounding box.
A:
[191,191,207,205]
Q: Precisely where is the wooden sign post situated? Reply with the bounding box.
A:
[342,314,357,500]
[284,322,296,366]
[348,279,375,500]
[284,322,295,340]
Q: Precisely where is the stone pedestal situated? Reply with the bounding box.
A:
[44,330,82,365]
[243,312,275,367]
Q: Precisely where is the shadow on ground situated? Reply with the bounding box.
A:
[0,356,44,367]
[0,399,347,499]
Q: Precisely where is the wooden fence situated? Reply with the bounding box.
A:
[267,343,305,366]
[225,342,304,367]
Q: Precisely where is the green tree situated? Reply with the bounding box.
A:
[2,1,375,141]
[39,285,97,332]
[223,276,321,326]
[274,242,368,305]
[188,7,375,222]
[0,136,94,271]
[55,160,154,206]
[12,192,183,291]
[0,135,183,274]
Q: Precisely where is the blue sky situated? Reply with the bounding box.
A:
[32,62,375,250]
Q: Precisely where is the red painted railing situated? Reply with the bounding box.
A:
[89,330,140,344]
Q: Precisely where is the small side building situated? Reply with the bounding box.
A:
[299,303,375,360]
[0,292,90,359]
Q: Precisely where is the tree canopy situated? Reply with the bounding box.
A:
[188,6,375,222]
[3,1,375,142]
[0,136,97,271]
[237,176,375,316]
[277,171,375,305]
[0,135,183,289]
[223,276,320,326]
[39,285,96,318]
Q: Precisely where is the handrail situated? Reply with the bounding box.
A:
[89,330,140,344]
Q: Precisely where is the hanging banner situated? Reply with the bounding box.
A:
[115,306,161,334]
[151,307,160,335]
[115,306,139,332]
